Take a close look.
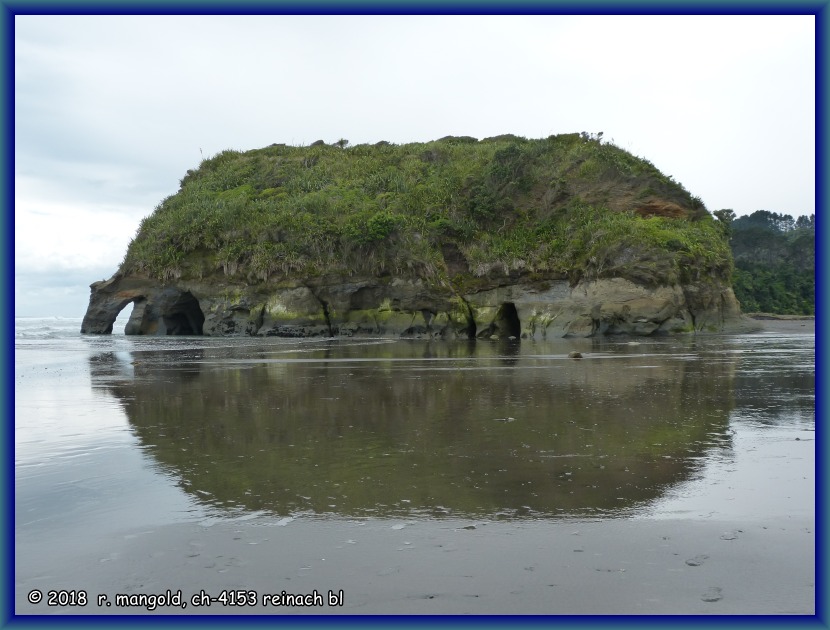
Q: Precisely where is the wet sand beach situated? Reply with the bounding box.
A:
[15,319,815,617]
[751,315,815,335]
[17,510,814,615]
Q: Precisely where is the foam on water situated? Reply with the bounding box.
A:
[15,317,85,339]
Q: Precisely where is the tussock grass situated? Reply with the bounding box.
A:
[122,133,730,287]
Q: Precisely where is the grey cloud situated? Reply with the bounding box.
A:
[15,268,113,318]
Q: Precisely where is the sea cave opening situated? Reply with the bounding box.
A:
[496,302,522,339]
[162,292,205,335]
[116,292,205,336]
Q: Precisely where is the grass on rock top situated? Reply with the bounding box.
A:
[121,133,732,288]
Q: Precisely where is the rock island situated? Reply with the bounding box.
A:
[82,133,754,338]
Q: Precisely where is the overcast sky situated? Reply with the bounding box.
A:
[14,14,815,317]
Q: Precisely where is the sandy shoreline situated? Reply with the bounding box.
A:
[750,315,815,335]
[16,513,814,616]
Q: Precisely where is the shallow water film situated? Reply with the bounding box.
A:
[14,319,814,614]
[16,321,814,523]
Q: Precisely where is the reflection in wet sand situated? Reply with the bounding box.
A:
[89,338,742,519]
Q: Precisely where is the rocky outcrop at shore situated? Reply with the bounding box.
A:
[81,134,758,338]
[81,270,755,338]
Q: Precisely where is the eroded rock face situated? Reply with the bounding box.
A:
[81,271,758,338]
[80,274,205,335]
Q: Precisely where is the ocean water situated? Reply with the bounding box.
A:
[14,317,815,612]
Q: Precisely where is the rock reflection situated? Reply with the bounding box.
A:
[89,339,739,519]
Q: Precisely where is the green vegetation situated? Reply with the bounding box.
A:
[122,133,730,288]
[719,210,815,315]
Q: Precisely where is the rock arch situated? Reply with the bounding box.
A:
[81,275,205,336]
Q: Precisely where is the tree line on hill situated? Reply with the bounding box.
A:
[715,209,815,315]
